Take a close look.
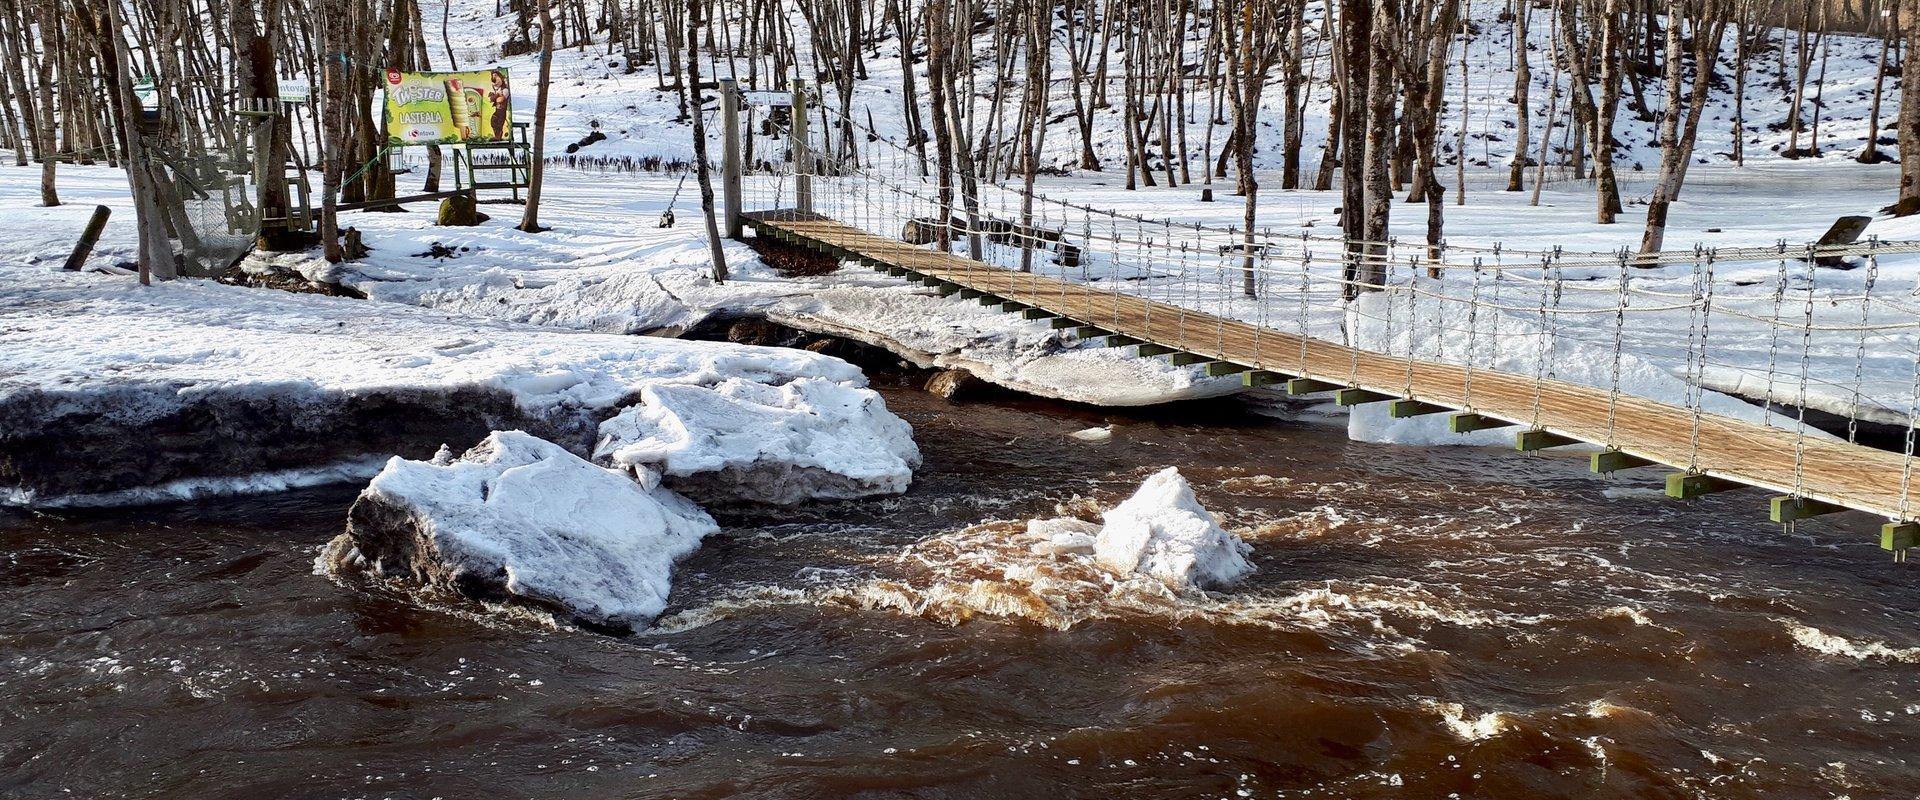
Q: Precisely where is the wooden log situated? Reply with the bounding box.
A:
[64,205,111,271]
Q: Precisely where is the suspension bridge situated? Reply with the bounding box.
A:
[717,80,1920,553]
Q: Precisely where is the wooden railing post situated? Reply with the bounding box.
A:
[791,78,812,215]
[720,78,743,238]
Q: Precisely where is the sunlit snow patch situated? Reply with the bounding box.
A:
[592,376,920,504]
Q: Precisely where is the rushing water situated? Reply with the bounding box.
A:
[4,385,1918,799]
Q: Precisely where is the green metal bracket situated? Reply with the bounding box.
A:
[1242,370,1288,387]
[1105,335,1142,348]
[1388,399,1448,418]
[1591,450,1656,474]
[1335,388,1394,406]
[1049,318,1079,329]
[1882,522,1918,552]
[1666,472,1744,499]
[1022,308,1057,320]
[977,295,1005,306]
[1169,352,1214,366]
[918,275,944,287]
[1450,413,1515,433]
[1769,496,1845,523]
[886,266,910,277]
[1287,377,1341,396]
[1515,429,1580,452]
[1205,362,1250,377]
[999,300,1030,312]
[1074,326,1110,339]
[1137,343,1178,357]
[936,283,962,296]
[959,288,986,299]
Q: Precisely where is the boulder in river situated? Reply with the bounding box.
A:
[321,430,717,633]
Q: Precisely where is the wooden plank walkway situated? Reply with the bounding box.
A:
[746,210,1919,529]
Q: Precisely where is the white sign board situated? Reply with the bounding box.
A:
[740,90,794,108]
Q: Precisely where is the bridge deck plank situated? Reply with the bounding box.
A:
[746,210,1914,522]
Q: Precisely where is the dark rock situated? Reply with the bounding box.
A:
[925,369,982,400]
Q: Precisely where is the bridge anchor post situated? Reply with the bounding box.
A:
[720,79,743,239]
[791,79,812,215]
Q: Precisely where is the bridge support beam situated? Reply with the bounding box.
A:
[1137,343,1177,357]
[1335,388,1394,406]
[1286,377,1341,396]
[1388,399,1448,418]
[1666,472,1743,499]
[1591,450,1656,474]
[1515,429,1580,452]
[1770,496,1845,523]
[1882,523,1918,556]
[1449,413,1515,433]
[1169,353,1214,366]
[1243,370,1289,387]
[1205,362,1250,377]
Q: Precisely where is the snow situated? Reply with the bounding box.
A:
[332,178,1242,406]
[594,375,920,504]
[1093,468,1253,590]
[0,169,916,506]
[322,431,717,631]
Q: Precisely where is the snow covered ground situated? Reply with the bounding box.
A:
[0,166,919,507]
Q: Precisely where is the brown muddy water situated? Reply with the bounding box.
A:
[3,386,1918,799]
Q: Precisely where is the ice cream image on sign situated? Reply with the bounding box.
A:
[443,78,474,140]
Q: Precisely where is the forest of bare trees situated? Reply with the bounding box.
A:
[0,0,1913,284]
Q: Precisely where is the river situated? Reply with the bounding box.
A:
[3,384,1917,798]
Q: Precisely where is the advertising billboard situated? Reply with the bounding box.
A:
[382,68,512,146]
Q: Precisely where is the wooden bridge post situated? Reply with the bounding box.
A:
[791,79,812,215]
[720,78,743,239]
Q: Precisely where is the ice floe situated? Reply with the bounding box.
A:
[322,431,718,632]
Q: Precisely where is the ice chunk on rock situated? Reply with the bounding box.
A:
[593,376,921,504]
[321,431,717,633]
[1093,467,1252,589]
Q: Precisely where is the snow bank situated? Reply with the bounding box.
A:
[322,431,717,632]
[594,375,920,504]
[1093,467,1253,590]
[342,223,1244,406]
[0,263,910,505]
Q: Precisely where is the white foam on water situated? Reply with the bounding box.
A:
[1786,622,1920,664]
[1425,700,1514,741]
